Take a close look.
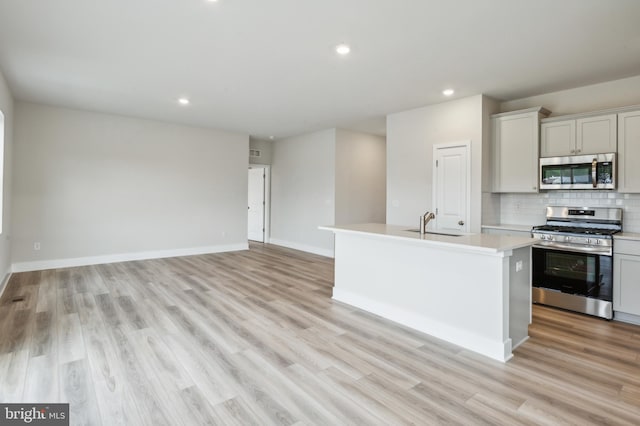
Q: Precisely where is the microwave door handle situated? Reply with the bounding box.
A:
[592,158,598,188]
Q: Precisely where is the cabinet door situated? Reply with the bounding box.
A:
[492,113,539,193]
[540,120,576,157]
[618,110,640,193]
[576,114,617,155]
[613,253,640,315]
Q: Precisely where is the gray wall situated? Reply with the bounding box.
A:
[12,102,249,267]
[270,129,336,256]
[386,95,484,232]
[500,74,640,115]
[335,129,386,225]
[0,69,13,283]
[249,137,273,165]
[270,128,387,256]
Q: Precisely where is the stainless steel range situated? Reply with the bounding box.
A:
[531,206,622,319]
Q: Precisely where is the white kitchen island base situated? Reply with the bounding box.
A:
[322,224,533,362]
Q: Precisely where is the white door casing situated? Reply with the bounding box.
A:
[432,142,471,232]
[248,167,265,242]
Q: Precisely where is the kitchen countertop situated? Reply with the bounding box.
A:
[320,223,536,255]
[481,224,537,232]
[615,232,640,241]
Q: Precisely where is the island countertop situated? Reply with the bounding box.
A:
[320,223,536,255]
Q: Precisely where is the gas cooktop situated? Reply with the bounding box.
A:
[532,225,620,236]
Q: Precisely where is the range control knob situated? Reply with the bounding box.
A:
[565,236,570,242]
[596,239,602,245]
[586,238,592,244]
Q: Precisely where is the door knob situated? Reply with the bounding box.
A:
[458,220,465,226]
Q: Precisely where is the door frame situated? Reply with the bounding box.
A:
[248,164,271,243]
[432,141,471,232]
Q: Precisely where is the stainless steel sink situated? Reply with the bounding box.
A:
[404,229,463,237]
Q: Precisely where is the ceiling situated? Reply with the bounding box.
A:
[0,1,639,139]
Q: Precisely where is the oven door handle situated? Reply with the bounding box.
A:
[533,242,612,256]
[592,158,598,188]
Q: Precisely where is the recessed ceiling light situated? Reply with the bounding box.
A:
[443,89,455,96]
[178,97,190,105]
[336,44,351,55]
[269,136,275,140]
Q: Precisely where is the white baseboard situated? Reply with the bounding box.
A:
[614,311,640,326]
[0,269,12,299]
[268,238,334,258]
[333,287,513,362]
[11,243,249,273]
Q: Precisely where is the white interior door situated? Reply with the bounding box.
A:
[433,142,470,232]
[248,167,265,242]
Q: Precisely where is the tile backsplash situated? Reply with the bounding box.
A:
[496,191,640,233]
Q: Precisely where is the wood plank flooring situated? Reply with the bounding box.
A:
[1,242,639,425]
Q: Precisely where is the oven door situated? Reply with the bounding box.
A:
[532,246,612,301]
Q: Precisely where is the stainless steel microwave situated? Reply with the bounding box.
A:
[539,153,616,190]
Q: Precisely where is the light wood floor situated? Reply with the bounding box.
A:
[1,242,639,425]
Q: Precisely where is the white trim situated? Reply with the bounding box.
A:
[269,238,334,258]
[614,311,640,326]
[11,243,249,273]
[333,287,513,362]
[432,140,472,232]
[249,164,271,243]
[512,335,529,350]
[0,269,12,299]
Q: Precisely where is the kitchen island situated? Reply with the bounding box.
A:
[320,223,535,362]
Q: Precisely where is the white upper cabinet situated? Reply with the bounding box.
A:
[618,109,640,193]
[576,114,617,154]
[492,107,550,193]
[540,120,575,157]
[541,113,616,157]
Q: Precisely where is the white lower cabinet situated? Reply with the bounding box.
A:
[613,239,640,320]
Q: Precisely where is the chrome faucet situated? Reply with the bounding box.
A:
[420,211,436,234]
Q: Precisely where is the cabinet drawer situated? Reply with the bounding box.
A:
[614,239,640,256]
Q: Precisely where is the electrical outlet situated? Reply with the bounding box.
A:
[515,260,523,272]
[33,242,41,251]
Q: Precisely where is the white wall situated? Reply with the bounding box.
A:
[270,129,336,256]
[335,129,386,225]
[0,70,13,283]
[386,95,484,232]
[249,137,273,165]
[12,102,249,269]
